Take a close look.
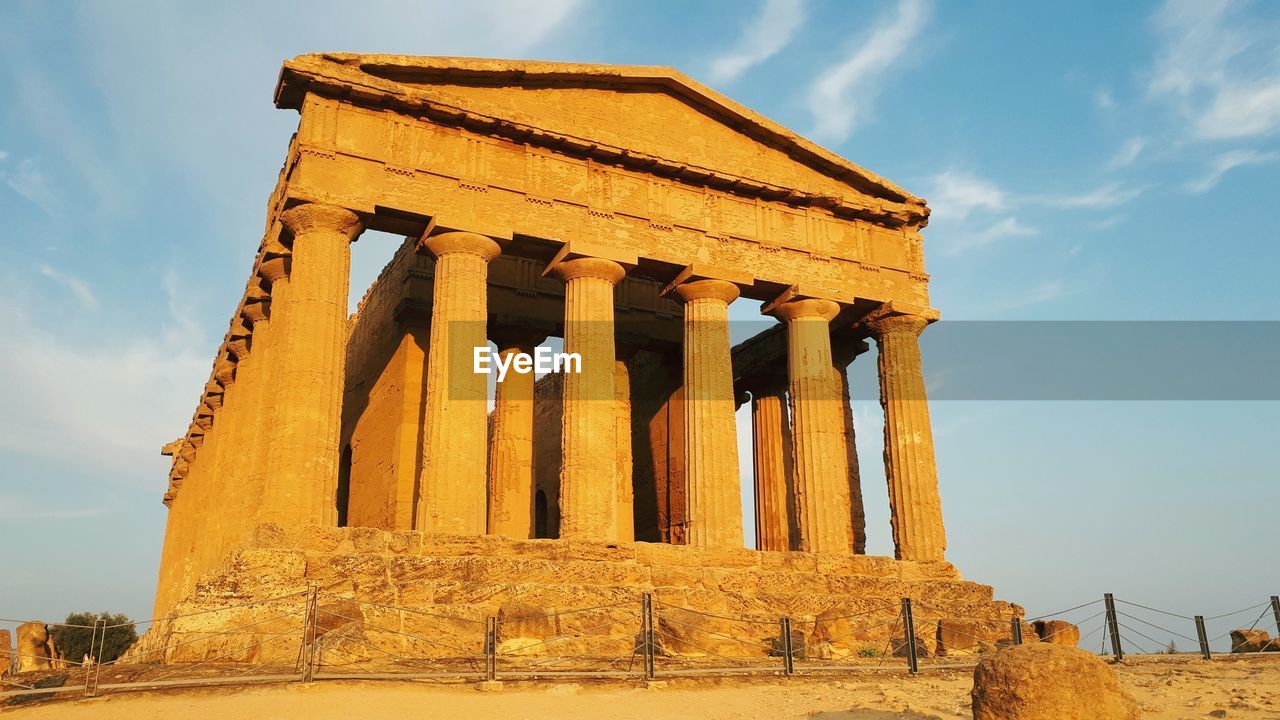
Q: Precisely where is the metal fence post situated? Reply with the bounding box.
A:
[1103,593,1124,662]
[301,583,319,682]
[83,619,102,697]
[642,593,655,680]
[1011,616,1024,645]
[900,598,918,674]
[778,617,794,676]
[1271,596,1280,638]
[1194,615,1211,660]
[485,616,497,681]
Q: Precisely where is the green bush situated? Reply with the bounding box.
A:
[49,612,138,664]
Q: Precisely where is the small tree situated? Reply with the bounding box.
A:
[50,612,138,664]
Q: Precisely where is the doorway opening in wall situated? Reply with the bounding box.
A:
[337,444,352,527]
[534,490,549,538]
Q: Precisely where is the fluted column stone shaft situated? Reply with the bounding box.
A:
[771,299,853,554]
[551,257,626,540]
[416,231,502,535]
[263,203,361,527]
[488,334,542,538]
[869,313,946,562]
[614,355,636,542]
[751,382,795,551]
[675,279,744,548]
[833,344,867,554]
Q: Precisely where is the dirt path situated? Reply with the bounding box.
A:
[5,657,1277,719]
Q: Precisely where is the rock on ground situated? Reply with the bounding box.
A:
[972,643,1141,720]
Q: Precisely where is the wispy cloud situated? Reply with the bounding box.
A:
[1095,87,1118,111]
[38,265,98,310]
[0,495,118,521]
[709,0,806,83]
[3,157,59,217]
[1038,183,1144,209]
[807,0,929,141]
[1107,137,1148,169]
[928,170,1007,222]
[1148,0,1280,140]
[1184,149,1280,192]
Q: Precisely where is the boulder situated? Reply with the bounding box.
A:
[808,607,890,659]
[16,622,53,673]
[656,602,765,658]
[972,643,1141,720]
[497,601,557,654]
[0,629,10,677]
[1230,629,1273,653]
[937,619,1024,656]
[1033,619,1081,647]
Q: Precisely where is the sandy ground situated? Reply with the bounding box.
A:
[4,657,1277,719]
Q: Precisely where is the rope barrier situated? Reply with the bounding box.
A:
[654,614,779,654]
[1114,598,1192,621]
[314,608,477,656]
[316,594,484,627]
[1114,610,1200,644]
[495,616,639,656]
[652,600,779,626]
[1025,599,1104,622]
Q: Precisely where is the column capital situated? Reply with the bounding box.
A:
[864,312,929,338]
[280,203,363,240]
[419,230,503,262]
[672,278,740,305]
[490,327,549,352]
[767,298,840,322]
[861,301,940,338]
[548,256,627,284]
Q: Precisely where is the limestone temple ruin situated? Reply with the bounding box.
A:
[144,55,1019,661]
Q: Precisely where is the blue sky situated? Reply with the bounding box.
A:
[2,0,1278,649]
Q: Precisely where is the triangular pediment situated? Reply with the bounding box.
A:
[276,54,928,227]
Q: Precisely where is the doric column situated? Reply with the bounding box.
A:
[262,203,362,527]
[866,310,946,562]
[240,285,274,517]
[614,351,636,542]
[672,279,744,548]
[765,298,853,554]
[750,379,795,551]
[487,331,545,538]
[549,257,626,539]
[416,231,503,535]
[833,340,868,554]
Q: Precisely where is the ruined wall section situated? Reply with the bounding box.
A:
[342,238,432,530]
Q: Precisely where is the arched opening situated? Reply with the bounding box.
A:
[337,444,352,527]
[534,489,549,539]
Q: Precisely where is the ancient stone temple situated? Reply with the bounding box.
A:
[146,55,1016,661]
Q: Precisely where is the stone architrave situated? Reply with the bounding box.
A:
[765,297,853,554]
[671,278,744,548]
[264,203,363,527]
[488,331,545,538]
[417,231,504,535]
[550,257,627,540]
[865,307,946,562]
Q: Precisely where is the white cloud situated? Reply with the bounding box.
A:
[709,0,806,83]
[1184,149,1280,192]
[38,264,98,310]
[1107,137,1148,169]
[1148,0,1280,140]
[945,216,1038,255]
[1095,88,1118,111]
[0,270,210,488]
[928,169,1007,222]
[3,157,59,217]
[1040,184,1144,209]
[0,150,9,161]
[806,0,929,141]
